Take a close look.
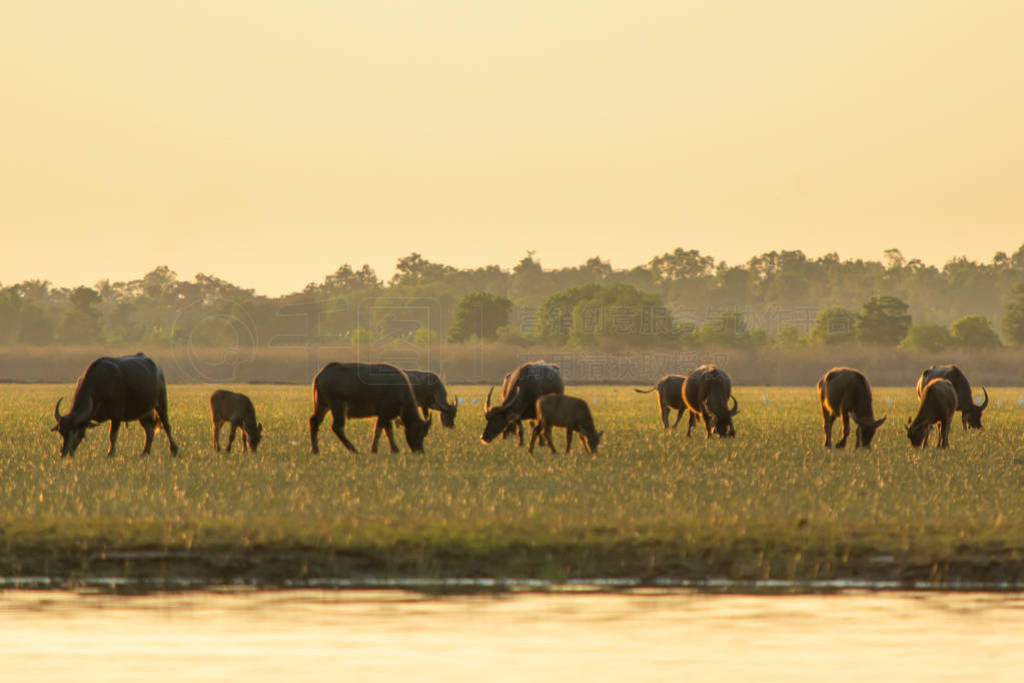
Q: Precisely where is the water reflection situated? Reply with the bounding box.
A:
[2,590,1022,681]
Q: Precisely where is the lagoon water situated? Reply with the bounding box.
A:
[1,590,1022,681]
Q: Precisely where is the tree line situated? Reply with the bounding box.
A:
[2,245,1024,350]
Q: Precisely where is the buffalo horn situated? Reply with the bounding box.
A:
[980,387,989,410]
[728,394,740,416]
[485,387,494,411]
[54,398,63,422]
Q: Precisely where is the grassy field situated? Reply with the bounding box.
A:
[3,383,1024,588]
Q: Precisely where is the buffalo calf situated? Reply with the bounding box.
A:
[211,389,263,453]
[528,394,602,454]
[906,378,958,448]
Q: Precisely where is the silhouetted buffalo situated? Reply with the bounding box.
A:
[916,364,987,431]
[310,362,431,454]
[403,370,458,428]
[481,361,564,444]
[634,375,686,429]
[528,394,602,454]
[906,378,958,448]
[817,367,886,448]
[51,352,178,457]
[682,365,739,438]
[210,389,263,453]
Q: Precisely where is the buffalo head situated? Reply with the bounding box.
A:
[480,387,517,443]
[855,415,886,447]
[440,396,458,428]
[404,414,432,452]
[964,387,988,430]
[51,396,96,457]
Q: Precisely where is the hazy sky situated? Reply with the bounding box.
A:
[2,1,1022,295]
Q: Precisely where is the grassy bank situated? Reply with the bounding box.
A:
[3,384,1024,588]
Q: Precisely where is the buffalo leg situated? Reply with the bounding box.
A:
[107,420,121,457]
[939,419,951,448]
[658,397,670,429]
[155,398,179,456]
[836,413,850,448]
[544,424,557,454]
[565,429,573,454]
[518,422,527,446]
[528,424,543,453]
[309,399,328,454]
[703,411,713,439]
[226,424,238,452]
[821,406,835,448]
[329,404,358,453]
[140,416,157,455]
[686,411,697,437]
[671,408,684,429]
[421,406,431,422]
[383,420,400,453]
[241,430,249,453]
[213,418,223,452]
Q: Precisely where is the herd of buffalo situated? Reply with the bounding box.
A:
[49,353,989,458]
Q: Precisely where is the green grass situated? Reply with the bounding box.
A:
[3,383,1024,586]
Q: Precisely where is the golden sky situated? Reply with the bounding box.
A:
[2,1,1022,294]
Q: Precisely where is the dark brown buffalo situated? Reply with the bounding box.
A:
[817,367,886,448]
[528,394,603,454]
[210,389,263,453]
[481,361,564,444]
[906,378,958,448]
[403,370,458,427]
[51,352,178,457]
[634,375,686,429]
[309,362,431,454]
[682,365,739,438]
[916,365,988,430]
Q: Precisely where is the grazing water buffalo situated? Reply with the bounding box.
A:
[210,389,263,453]
[309,362,431,454]
[916,365,988,431]
[51,352,178,457]
[529,394,602,454]
[481,361,564,444]
[907,378,958,448]
[817,367,886,448]
[682,365,739,438]
[634,375,686,429]
[403,370,458,427]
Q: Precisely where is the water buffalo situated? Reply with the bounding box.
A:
[528,394,602,454]
[481,361,564,444]
[210,389,263,453]
[916,365,988,430]
[906,378,958,448]
[682,365,739,438]
[51,352,178,457]
[403,370,458,427]
[634,375,686,429]
[817,367,886,448]
[309,362,431,454]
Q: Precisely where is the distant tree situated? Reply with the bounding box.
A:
[809,307,857,345]
[17,302,55,345]
[448,292,513,342]
[1002,283,1024,346]
[856,296,912,345]
[951,315,1002,349]
[697,310,750,348]
[59,286,104,344]
[899,323,954,352]
[774,325,807,349]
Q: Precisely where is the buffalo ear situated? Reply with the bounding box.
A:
[257,422,264,433]
[875,417,887,428]
[50,425,60,432]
